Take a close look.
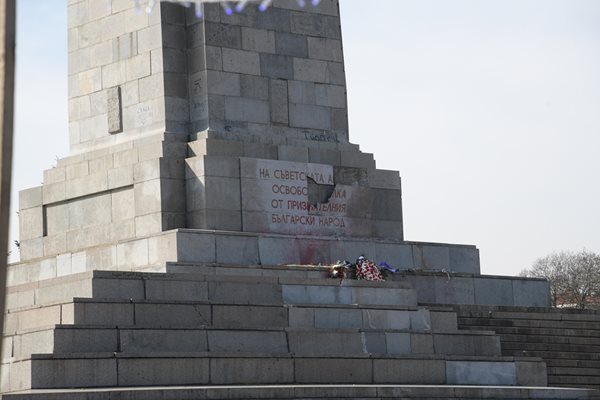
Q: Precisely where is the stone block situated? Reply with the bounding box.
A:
[289,103,330,130]
[240,74,269,100]
[374,243,413,269]
[92,276,144,299]
[430,311,458,331]
[222,48,260,75]
[76,67,102,96]
[176,231,216,263]
[512,278,551,307]
[204,46,222,71]
[410,309,432,331]
[17,305,62,331]
[288,80,316,104]
[19,187,43,210]
[213,305,288,329]
[72,301,134,326]
[340,151,375,169]
[293,57,327,83]
[278,145,308,162]
[134,303,211,328]
[295,359,371,384]
[434,334,501,356]
[270,79,289,124]
[315,83,346,108]
[224,97,270,124]
[126,53,151,81]
[352,287,416,307]
[209,281,281,305]
[448,245,480,274]
[474,277,515,306]
[53,327,117,353]
[446,361,517,385]
[282,284,350,305]
[89,40,114,67]
[516,361,547,386]
[275,32,308,57]
[116,239,149,270]
[42,181,67,204]
[207,70,240,96]
[260,53,294,80]
[204,22,242,49]
[208,330,288,353]
[215,234,260,265]
[108,165,134,190]
[31,358,117,389]
[433,276,475,305]
[134,179,162,215]
[332,107,348,132]
[118,358,209,386]
[186,156,239,179]
[13,329,54,358]
[362,309,411,330]
[308,37,343,62]
[65,173,108,199]
[313,308,361,329]
[411,333,434,354]
[414,245,449,270]
[111,187,135,222]
[385,332,412,354]
[137,24,162,54]
[120,329,208,353]
[43,233,67,256]
[44,167,67,185]
[144,279,208,301]
[374,359,445,384]
[289,331,363,354]
[326,61,346,85]
[211,358,293,384]
[242,27,275,53]
[18,207,43,241]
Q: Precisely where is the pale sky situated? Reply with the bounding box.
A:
[9,0,600,276]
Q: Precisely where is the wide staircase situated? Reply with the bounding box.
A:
[1,263,598,399]
[456,305,600,390]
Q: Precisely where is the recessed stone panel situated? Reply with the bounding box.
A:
[241,158,375,237]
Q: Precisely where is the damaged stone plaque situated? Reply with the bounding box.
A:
[241,158,371,236]
[107,86,123,134]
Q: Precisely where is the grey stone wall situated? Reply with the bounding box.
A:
[187,0,349,141]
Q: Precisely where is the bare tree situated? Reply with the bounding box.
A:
[521,250,600,309]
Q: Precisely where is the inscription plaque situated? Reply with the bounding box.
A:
[241,159,372,236]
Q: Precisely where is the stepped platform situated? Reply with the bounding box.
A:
[455,305,600,390]
[1,266,562,396]
[2,385,598,400]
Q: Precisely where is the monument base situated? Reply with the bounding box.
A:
[7,228,549,308]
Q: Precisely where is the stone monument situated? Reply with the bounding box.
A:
[3,1,596,399]
[13,0,487,275]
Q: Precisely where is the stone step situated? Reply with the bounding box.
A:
[457,317,600,331]
[456,307,600,322]
[502,350,600,361]
[547,367,600,377]
[545,359,600,369]
[5,298,445,335]
[1,385,597,400]
[501,342,600,354]
[0,353,547,392]
[5,270,418,313]
[5,325,501,359]
[500,334,600,346]
[459,324,600,339]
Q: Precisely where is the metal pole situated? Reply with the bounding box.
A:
[0,0,16,361]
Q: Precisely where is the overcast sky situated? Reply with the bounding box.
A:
[10,0,600,276]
